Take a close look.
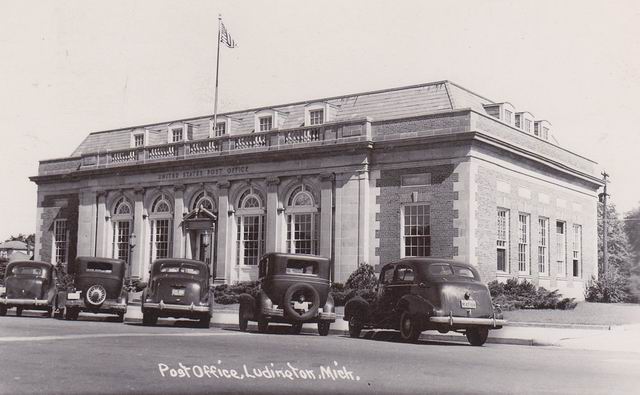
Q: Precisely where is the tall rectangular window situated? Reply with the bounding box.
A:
[112,220,130,262]
[286,213,319,255]
[236,215,265,266]
[133,134,145,147]
[53,219,68,265]
[402,204,430,257]
[152,219,170,260]
[215,122,226,136]
[538,218,549,275]
[556,221,566,277]
[524,119,532,133]
[171,128,183,142]
[573,225,582,277]
[515,114,521,128]
[504,110,512,124]
[259,116,273,132]
[309,109,324,125]
[518,214,530,273]
[497,208,509,272]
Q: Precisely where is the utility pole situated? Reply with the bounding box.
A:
[600,171,609,275]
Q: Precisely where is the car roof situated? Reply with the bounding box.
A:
[7,260,51,267]
[76,256,125,264]
[382,258,474,269]
[262,252,329,262]
[152,258,208,267]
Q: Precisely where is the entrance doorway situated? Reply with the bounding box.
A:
[182,207,217,279]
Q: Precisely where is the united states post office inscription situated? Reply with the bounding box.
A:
[157,166,250,181]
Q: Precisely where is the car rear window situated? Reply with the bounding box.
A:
[160,264,200,275]
[428,263,478,280]
[285,259,317,275]
[86,261,113,273]
[12,266,43,276]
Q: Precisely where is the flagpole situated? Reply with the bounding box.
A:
[212,14,222,137]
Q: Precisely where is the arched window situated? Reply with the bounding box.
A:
[192,192,215,212]
[150,194,172,261]
[285,184,319,255]
[111,197,133,263]
[235,188,265,266]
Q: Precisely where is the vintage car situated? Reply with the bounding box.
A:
[55,256,128,321]
[0,260,57,317]
[238,253,336,336]
[344,258,506,346]
[141,258,213,328]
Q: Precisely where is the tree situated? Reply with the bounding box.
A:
[8,233,35,246]
[598,203,632,276]
[623,204,640,301]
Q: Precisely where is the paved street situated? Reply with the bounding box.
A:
[1,312,639,395]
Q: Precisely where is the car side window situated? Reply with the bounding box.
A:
[395,266,415,283]
[380,266,395,284]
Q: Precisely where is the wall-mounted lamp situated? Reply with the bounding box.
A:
[202,230,210,247]
[227,209,235,216]
[277,207,285,214]
[129,232,137,248]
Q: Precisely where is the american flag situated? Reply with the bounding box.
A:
[220,21,237,48]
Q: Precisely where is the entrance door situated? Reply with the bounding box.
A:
[189,227,216,277]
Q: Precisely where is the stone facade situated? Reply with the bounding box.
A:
[30,81,602,299]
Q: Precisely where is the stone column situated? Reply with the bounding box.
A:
[77,190,99,257]
[265,176,280,253]
[172,184,185,258]
[132,188,146,280]
[215,181,230,282]
[357,170,370,267]
[319,173,334,260]
[94,191,107,257]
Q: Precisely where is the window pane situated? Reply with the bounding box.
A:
[403,205,430,257]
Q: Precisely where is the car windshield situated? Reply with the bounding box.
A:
[160,264,200,275]
[285,259,317,275]
[86,261,113,273]
[427,263,478,280]
[12,266,43,276]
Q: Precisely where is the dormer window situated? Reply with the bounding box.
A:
[215,122,226,136]
[133,134,145,147]
[542,127,549,140]
[171,128,183,142]
[515,114,521,128]
[309,109,324,125]
[254,110,279,133]
[524,119,532,133]
[504,110,512,124]
[259,116,273,132]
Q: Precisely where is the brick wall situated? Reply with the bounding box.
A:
[37,193,79,267]
[372,112,470,140]
[375,165,456,267]
[475,163,597,299]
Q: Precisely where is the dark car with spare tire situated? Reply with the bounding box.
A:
[343,258,506,346]
[141,258,213,328]
[55,256,128,321]
[0,260,58,317]
[238,253,336,336]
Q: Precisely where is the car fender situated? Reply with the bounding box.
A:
[396,294,432,317]
[238,293,256,320]
[344,296,370,321]
[323,293,335,313]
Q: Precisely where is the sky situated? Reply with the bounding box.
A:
[1,0,639,241]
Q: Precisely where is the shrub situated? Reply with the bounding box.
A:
[488,278,576,310]
[345,263,377,290]
[585,272,629,303]
[213,281,260,304]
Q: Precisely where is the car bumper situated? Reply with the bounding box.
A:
[65,299,127,313]
[0,297,50,306]
[144,301,210,313]
[262,307,336,321]
[430,316,507,328]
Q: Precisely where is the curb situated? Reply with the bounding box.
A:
[124,317,543,347]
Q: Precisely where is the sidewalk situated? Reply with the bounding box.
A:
[124,305,640,353]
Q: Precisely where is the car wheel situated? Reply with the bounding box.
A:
[16,307,23,317]
[290,322,303,334]
[47,306,54,318]
[0,305,7,316]
[68,308,80,321]
[399,312,421,343]
[238,304,248,332]
[466,327,489,346]
[318,321,330,336]
[257,318,269,333]
[142,312,157,326]
[116,312,125,323]
[348,315,363,338]
[198,314,211,329]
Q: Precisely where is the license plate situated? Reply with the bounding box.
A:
[172,289,185,296]
[460,299,476,309]
[293,301,309,311]
[67,292,80,300]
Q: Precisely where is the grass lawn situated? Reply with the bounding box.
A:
[503,302,640,326]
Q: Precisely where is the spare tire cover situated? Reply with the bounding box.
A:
[283,283,320,322]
